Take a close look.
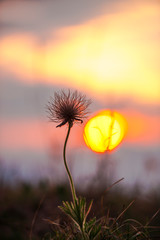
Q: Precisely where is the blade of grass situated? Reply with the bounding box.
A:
[111,200,135,227]
[146,208,160,226]
[29,193,46,240]
[104,178,125,193]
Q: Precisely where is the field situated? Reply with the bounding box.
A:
[0,180,160,240]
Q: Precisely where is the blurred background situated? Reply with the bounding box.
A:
[0,0,160,238]
[0,0,159,190]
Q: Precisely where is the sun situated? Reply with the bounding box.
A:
[83,110,127,153]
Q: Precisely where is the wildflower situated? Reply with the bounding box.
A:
[47,89,91,128]
[46,89,91,205]
[46,89,95,239]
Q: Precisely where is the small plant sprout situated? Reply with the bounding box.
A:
[47,90,101,239]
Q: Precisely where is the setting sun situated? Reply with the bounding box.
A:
[84,110,127,153]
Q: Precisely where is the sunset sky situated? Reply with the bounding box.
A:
[0,0,159,189]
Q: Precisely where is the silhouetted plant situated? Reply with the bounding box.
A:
[47,90,101,239]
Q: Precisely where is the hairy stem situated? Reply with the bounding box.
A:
[63,123,77,205]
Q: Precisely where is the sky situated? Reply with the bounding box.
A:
[0,0,160,191]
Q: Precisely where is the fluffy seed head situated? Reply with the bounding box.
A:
[47,90,91,127]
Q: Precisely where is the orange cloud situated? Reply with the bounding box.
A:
[0,109,159,152]
[0,1,159,104]
[0,119,83,151]
[123,110,160,144]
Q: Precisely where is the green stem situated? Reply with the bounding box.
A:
[63,123,77,205]
[82,230,88,240]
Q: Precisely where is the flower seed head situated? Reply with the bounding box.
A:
[47,89,91,127]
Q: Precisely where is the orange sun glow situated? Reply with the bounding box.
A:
[83,110,127,153]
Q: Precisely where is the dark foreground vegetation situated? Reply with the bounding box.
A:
[0,181,160,240]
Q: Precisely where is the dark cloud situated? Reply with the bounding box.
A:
[0,0,118,36]
[0,78,57,119]
[0,77,159,120]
